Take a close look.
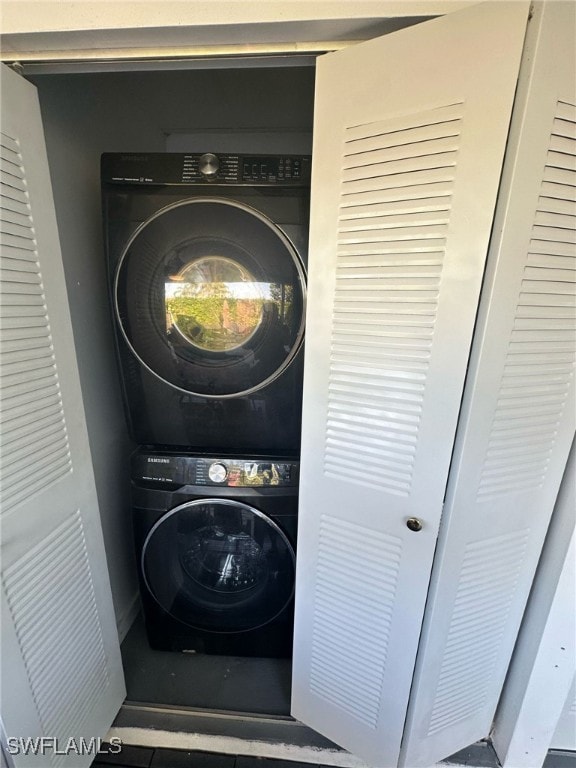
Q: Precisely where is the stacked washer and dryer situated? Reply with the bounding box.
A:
[102,152,310,657]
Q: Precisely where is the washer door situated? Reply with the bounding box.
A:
[141,499,296,633]
[115,198,306,398]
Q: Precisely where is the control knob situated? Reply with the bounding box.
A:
[199,152,220,179]
[208,462,228,483]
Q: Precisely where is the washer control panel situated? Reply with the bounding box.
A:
[132,452,299,487]
[102,152,312,186]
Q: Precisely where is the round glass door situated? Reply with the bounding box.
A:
[114,198,306,397]
[141,499,296,633]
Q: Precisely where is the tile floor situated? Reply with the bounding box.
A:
[93,744,334,768]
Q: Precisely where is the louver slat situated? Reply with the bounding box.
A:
[0,132,72,516]
[427,531,531,735]
[478,102,576,501]
[0,183,29,206]
[309,516,402,728]
[3,511,109,741]
[324,104,463,496]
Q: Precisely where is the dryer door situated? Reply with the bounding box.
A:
[141,499,296,632]
[114,198,306,397]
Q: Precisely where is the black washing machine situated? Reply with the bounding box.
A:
[132,450,298,657]
[102,152,310,454]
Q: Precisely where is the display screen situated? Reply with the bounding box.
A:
[226,462,282,486]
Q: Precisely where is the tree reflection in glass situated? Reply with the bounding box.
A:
[165,256,266,352]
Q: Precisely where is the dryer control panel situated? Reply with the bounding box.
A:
[132,452,299,487]
[101,152,312,186]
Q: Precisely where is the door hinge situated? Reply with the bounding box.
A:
[9,61,25,76]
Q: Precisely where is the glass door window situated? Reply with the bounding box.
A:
[141,499,296,633]
[115,198,306,397]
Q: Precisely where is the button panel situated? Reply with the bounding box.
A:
[195,458,297,487]
[102,152,311,186]
[182,154,239,183]
[241,156,305,183]
[132,452,299,487]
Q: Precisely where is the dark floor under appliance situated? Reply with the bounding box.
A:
[92,742,569,768]
[121,615,292,716]
[94,748,338,768]
[114,621,563,768]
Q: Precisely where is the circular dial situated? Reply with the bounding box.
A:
[208,462,228,483]
[199,153,220,179]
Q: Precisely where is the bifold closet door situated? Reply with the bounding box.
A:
[401,3,576,766]
[0,64,125,766]
[291,3,529,767]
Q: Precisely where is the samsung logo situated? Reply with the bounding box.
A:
[147,458,170,464]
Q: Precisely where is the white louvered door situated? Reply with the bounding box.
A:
[291,3,530,767]
[401,3,576,766]
[0,65,125,766]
